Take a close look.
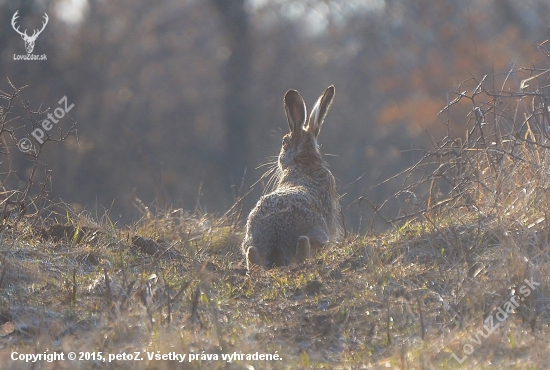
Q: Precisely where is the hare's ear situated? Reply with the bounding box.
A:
[284,89,307,134]
[306,85,335,137]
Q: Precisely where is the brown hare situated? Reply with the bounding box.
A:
[242,85,342,269]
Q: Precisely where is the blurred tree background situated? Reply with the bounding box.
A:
[0,0,548,231]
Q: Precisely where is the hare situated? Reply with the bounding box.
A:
[242,85,342,269]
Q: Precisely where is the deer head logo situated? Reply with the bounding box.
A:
[11,11,49,54]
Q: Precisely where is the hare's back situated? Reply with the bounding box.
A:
[248,188,325,245]
[252,187,318,218]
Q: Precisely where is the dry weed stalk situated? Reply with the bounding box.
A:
[0,78,76,227]
[366,40,550,350]
[387,41,550,232]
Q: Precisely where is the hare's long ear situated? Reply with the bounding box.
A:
[306,85,335,137]
[284,89,307,134]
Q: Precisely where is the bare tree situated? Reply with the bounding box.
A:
[213,0,253,189]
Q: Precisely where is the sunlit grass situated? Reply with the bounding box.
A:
[0,197,548,369]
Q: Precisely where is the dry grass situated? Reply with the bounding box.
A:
[0,197,549,369]
[3,44,550,370]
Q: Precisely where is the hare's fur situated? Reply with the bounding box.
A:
[242,86,342,269]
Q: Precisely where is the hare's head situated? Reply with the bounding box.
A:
[279,85,335,170]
